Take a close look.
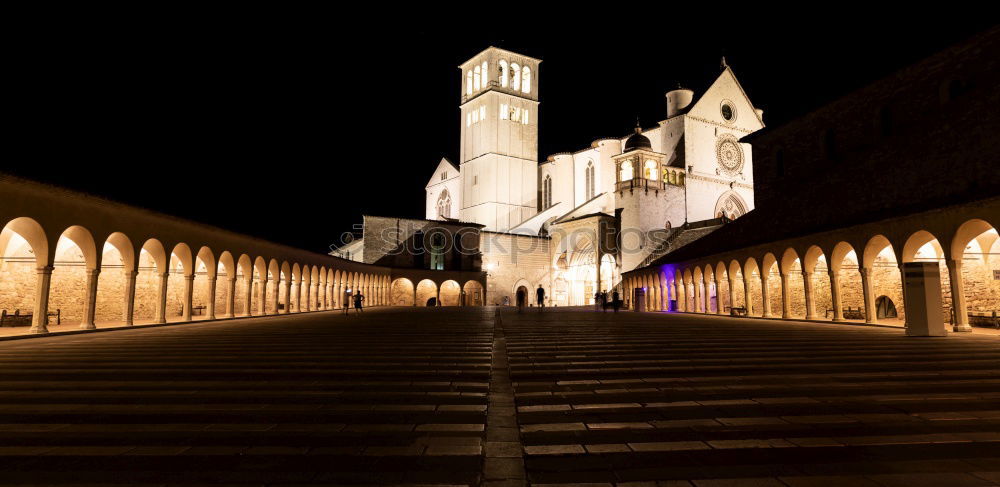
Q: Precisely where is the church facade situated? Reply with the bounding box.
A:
[350,46,766,306]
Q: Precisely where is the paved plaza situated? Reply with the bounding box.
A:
[0,308,997,486]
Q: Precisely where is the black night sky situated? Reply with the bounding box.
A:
[6,13,994,253]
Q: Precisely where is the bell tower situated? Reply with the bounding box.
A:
[458,47,540,232]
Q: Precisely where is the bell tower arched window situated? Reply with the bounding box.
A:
[499,60,508,87]
[473,65,481,91]
[619,160,633,182]
[585,161,595,200]
[511,63,521,91]
[644,160,658,180]
[481,61,488,88]
[437,190,452,219]
[522,66,531,94]
[466,71,472,95]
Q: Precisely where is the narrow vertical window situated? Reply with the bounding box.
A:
[586,161,595,199]
[466,113,471,127]
[473,65,481,91]
[481,61,488,88]
[479,105,485,120]
[522,109,528,125]
[511,63,521,91]
[522,66,531,94]
[466,71,472,95]
[499,60,508,87]
[500,103,508,120]
[542,175,552,209]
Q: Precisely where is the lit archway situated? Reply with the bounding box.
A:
[0,217,49,331]
[463,280,484,306]
[95,232,136,325]
[390,278,414,306]
[440,280,461,306]
[416,279,437,307]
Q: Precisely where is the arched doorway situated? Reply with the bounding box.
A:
[416,279,437,307]
[390,278,415,306]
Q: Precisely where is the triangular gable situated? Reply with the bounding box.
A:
[425,157,460,188]
[685,66,764,132]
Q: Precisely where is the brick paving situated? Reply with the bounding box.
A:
[0,307,996,485]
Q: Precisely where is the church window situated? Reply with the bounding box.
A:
[542,175,552,209]
[466,113,471,127]
[480,105,486,120]
[500,103,508,120]
[499,60,508,87]
[522,109,528,124]
[644,160,658,180]
[473,65,481,91]
[511,63,521,91]
[441,171,447,181]
[472,110,478,124]
[512,107,521,123]
[522,66,531,94]
[430,232,446,270]
[466,71,472,95]
[481,61,488,87]
[619,160,633,182]
[473,175,478,185]
[720,100,736,122]
[437,190,451,219]
[585,161,595,199]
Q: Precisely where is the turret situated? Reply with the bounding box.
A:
[666,88,694,118]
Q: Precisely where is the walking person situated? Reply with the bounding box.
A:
[536,285,546,312]
[343,292,351,315]
[516,288,526,314]
[601,291,608,312]
[353,292,365,314]
[594,292,601,312]
[612,290,620,313]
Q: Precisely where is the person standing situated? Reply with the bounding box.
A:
[353,292,365,314]
[594,292,601,312]
[612,290,620,313]
[536,285,546,312]
[516,289,526,314]
[601,291,608,312]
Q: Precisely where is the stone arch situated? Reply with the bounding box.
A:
[280,261,292,313]
[47,225,98,327]
[217,251,235,317]
[440,280,461,306]
[862,235,903,323]
[265,259,279,315]
[948,220,999,330]
[761,252,781,318]
[194,246,216,319]
[291,263,303,312]
[828,242,863,321]
[166,243,194,321]
[802,245,830,320]
[391,278,415,306]
[463,280,484,306]
[692,267,704,313]
[236,254,253,316]
[744,257,762,317]
[95,232,136,325]
[136,239,167,322]
[416,279,438,307]
[0,218,51,331]
[728,260,746,312]
[780,248,805,318]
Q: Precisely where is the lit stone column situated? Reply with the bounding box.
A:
[182,274,194,321]
[743,277,753,316]
[123,270,137,326]
[81,268,100,329]
[714,276,723,315]
[226,277,236,318]
[829,270,844,321]
[860,267,876,324]
[30,266,54,334]
[898,264,909,330]
[780,272,791,319]
[802,270,817,320]
[413,286,418,307]
[761,273,772,318]
[257,278,267,315]
[206,275,217,320]
[334,281,341,310]
[946,259,972,332]
[283,280,292,314]
[156,272,169,324]
[270,280,279,315]
[728,277,736,314]
[595,250,602,296]
[436,286,441,307]
[243,278,254,317]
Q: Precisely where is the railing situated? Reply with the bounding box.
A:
[616,179,665,192]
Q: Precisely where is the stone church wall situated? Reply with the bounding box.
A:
[480,232,550,306]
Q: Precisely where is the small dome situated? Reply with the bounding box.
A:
[623,124,651,152]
